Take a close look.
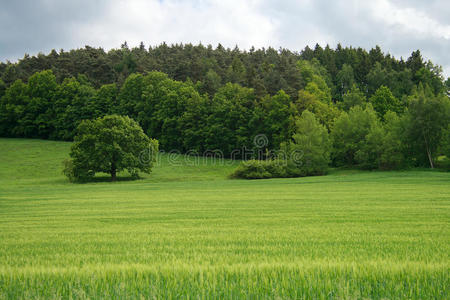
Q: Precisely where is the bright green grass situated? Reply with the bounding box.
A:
[0,138,449,299]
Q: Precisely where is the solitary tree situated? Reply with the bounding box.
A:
[64,115,158,182]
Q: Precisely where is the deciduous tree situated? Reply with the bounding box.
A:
[406,85,450,168]
[281,110,331,176]
[64,115,158,182]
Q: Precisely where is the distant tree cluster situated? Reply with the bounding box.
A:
[0,43,447,100]
[0,43,449,177]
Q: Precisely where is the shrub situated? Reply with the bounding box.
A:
[229,160,286,179]
[62,159,76,182]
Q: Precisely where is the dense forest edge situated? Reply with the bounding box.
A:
[0,43,449,173]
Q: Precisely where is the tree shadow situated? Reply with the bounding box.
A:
[87,176,141,183]
[68,173,143,184]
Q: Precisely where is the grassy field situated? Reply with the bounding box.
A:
[0,138,449,299]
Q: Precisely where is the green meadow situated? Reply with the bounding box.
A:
[0,138,449,299]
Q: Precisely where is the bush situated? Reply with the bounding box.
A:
[230,156,330,180]
[229,160,286,179]
[62,159,76,182]
[62,158,95,182]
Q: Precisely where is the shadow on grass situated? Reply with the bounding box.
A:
[79,175,144,183]
[65,174,143,184]
[87,176,142,183]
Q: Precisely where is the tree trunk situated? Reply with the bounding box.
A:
[422,132,434,169]
[426,146,434,169]
[111,162,117,181]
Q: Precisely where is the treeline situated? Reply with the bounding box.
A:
[0,44,449,170]
[1,43,448,101]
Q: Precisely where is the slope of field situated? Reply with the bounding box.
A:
[0,138,449,299]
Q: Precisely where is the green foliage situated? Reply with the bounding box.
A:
[331,105,380,167]
[366,62,389,95]
[294,60,340,131]
[66,115,158,182]
[0,79,5,98]
[206,83,258,156]
[298,58,333,89]
[260,90,295,149]
[334,86,449,171]
[295,86,340,131]
[26,70,58,138]
[347,110,410,170]
[0,44,448,172]
[0,64,18,85]
[354,121,385,169]
[96,83,118,115]
[366,62,414,99]
[438,125,450,170]
[226,57,247,85]
[0,79,30,136]
[297,59,332,103]
[232,111,331,179]
[282,110,331,176]
[118,73,145,117]
[340,84,366,111]
[0,44,444,101]
[369,86,403,119]
[305,81,331,104]
[406,85,450,168]
[379,111,410,169]
[179,88,210,153]
[62,158,77,182]
[138,71,206,152]
[336,63,355,98]
[229,159,286,179]
[441,124,450,159]
[200,69,222,95]
[445,77,450,97]
[414,63,445,95]
[52,77,98,140]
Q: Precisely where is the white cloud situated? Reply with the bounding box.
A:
[74,0,276,50]
[254,0,450,77]
[368,0,450,39]
[1,0,449,77]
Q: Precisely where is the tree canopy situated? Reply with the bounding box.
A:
[64,115,158,182]
[0,43,449,175]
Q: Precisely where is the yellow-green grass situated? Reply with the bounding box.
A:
[0,138,449,299]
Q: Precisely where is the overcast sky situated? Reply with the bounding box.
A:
[1,0,449,77]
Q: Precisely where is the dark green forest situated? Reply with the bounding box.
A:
[0,43,449,171]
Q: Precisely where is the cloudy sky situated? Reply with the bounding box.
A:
[1,0,449,77]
